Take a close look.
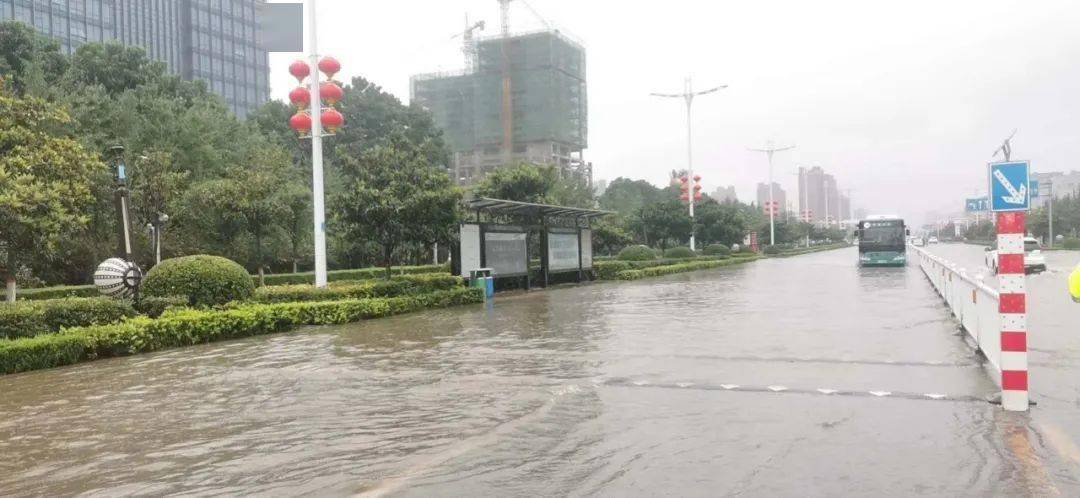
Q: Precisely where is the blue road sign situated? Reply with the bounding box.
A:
[965,197,989,213]
[988,161,1030,212]
[1030,180,1039,199]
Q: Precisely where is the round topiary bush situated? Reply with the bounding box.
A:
[703,244,731,257]
[617,245,658,261]
[142,255,255,307]
[665,246,696,259]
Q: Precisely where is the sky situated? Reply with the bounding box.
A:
[269,0,1080,225]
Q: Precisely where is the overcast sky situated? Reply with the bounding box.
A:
[269,0,1080,225]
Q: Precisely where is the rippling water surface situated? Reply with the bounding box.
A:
[0,247,1075,496]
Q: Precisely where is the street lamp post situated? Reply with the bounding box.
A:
[651,77,727,251]
[749,142,795,246]
[307,0,328,288]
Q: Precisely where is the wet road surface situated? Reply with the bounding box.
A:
[0,247,1077,496]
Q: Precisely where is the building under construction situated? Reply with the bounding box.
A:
[411,28,588,186]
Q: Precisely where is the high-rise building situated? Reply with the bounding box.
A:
[411,30,588,186]
[799,166,844,225]
[756,182,786,215]
[712,185,737,203]
[1031,171,1080,208]
[1,0,273,117]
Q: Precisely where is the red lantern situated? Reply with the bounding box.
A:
[321,108,345,132]
[318,56,341,79]
[680,176,689,183]
[289,60,310,82]
[289,87,311,109]
[693,174,702,182]
[289,112,312,134]
[680,183,689,192]
[320,81,343,105]
[680,193,690,202]
[694,193,703,201]
[693,184,702,191]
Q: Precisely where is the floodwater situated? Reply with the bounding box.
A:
[1,247,1077,496]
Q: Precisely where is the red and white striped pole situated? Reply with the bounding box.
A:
[996,211,1028,411]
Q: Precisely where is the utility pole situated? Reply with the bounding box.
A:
[651,77,727,251]
[749,141,795,246]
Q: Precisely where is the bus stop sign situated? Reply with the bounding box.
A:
[988,161,1030,212]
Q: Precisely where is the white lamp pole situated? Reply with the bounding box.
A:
[651,77,727,251]
[749,142,795,246]
[307,0,328,288]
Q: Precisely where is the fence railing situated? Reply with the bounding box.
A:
[913,246,1002,380]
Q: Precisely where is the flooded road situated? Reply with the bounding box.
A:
[1,247,1077,496]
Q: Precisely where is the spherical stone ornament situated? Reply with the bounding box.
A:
[94,258,143,299]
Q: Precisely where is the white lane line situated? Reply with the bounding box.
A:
[767,385,788,392]
[817,388,839,395]
[924,393,946,400]
[720,384,739,390]
[869,391,892,397]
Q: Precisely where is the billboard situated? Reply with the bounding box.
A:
[485,231,528,276]
[458,224,481,277]
[581,229,593,269]
[547,232,580,272]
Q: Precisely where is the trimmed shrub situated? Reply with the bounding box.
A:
[142,255,255,307]
[0,287,484,375]
[703,244,731,257]
[665,246,696,259]
[1063,238,1080,250]
[0,298,136,339]
[617,245,657,261]
[134,296,189,318]
[763,246,782,255]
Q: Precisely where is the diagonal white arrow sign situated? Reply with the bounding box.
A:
[994,169,1027,205]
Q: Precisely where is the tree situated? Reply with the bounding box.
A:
[694,199,748,246]
[0,93,105,301]
[633,199,692,254]
[591,219,633,256]
[598,177,662,216]
[0,21,68,97]
[334,137,462,278]
[62,42,166,96]
[473,163,558,203]
[181,144,298,284]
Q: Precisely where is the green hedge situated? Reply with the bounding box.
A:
[0,287,483,375]
[614,256,760,280]
[259,264,450,286]
[15,264,452,301]
[17,285,99,301]
[133,296,189,319]
[703,244,731,256]
[0,298,137,340]
[594,256,734,279]
[1063,238,1080,250]
[252,275,463,304]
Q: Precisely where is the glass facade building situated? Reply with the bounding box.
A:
[0,0,270,117]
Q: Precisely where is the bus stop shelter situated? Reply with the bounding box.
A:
[452,198,613,290]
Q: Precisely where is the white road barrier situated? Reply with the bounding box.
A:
[913,246,1025,410]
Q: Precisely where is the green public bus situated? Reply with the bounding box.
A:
[854,215,910,267]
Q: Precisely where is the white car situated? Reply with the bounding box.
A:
[911,237,925,247]
[928,236,939,244]
[985,237,1047,274]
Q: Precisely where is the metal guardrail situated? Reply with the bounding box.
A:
[913,246,1003,381]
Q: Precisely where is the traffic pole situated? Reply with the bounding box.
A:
[996,211,1028,411]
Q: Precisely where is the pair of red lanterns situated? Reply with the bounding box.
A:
[288,56,345,135]
[680,174,703,203]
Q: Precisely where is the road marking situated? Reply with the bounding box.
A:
[720,384,739,390]
[924,393,946,400]
[869,391,892,397]
[767,385,788,392]
[817,389,838,395]
[605,380,987,402]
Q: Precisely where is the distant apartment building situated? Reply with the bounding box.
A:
[756,182,786,215]
[1031,171,1080,208]
[798,166,848,225]
[411,30,588,186]
[1,0,282,117]
[712,185,737,203]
